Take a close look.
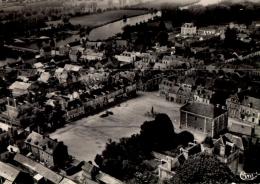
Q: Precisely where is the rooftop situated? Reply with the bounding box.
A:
[9,81,31,91]
[14,154,63,184]
[25,131,59,155]
[181,102,227,119]
[0,161,20,182]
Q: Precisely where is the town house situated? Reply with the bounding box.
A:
[226,92,260,125]
[1,97,35,127]
[213,134,242,174]
[181,23,197,36]
[193,86,215,104]
[25,131,69,168]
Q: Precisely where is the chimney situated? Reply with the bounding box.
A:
[220,145,225,157]
[13,99,17,108]
[7,97,10,106]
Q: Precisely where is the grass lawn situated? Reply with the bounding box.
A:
[50,92,206,162]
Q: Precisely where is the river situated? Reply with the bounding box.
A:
[56,11,161,46]
[180,0,222,9]
[196,0,222,6]
[88,11,161,41]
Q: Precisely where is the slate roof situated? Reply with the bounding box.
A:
[225,133,244,151]
[34,62,44,69]
[38,72,50,83]
[59,178,77,184]
[96,172,124,184]
[25,131,59,155]
[0,161,20,182]
[64,64,82,72]
[9,81,31,90]
[241,96,260,111]
[14,154,63,184]
[181,102,227,119]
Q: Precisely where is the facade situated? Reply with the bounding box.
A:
[176,85,192,104]
[159,77,194,104]
[181,23,197,36]
[81,49,105,61]
[226,94,260,125]
[156,143,201,181]
[24,131,69,168]
[180,103,228,137]
[193,86,215,104]
[1,97,35,126]
[159,78,177,98]
[66,100,85,120]
[115,52,137,63]
[162,55,185,67]
[213,134,241,174]
[154,55,185,70]
[197,28,216,36]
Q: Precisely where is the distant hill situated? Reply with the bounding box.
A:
[134,0,260,9]
[133,0,199,9]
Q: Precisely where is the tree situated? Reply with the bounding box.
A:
[164,153,238,184]
[156,31,169,46]
[176,131,194,147]
[140,113,175,150]
[224,27,238,47]
[62,15,70,24]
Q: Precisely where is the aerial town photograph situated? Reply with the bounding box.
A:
[1,0,260,183]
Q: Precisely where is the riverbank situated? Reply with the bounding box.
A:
[55,10,159,44]
[87,11,160,41]
[47,9,149,27]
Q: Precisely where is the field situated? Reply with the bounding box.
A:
[50,92,206,162]
[48,9,148,27]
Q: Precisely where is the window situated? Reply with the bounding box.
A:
[252,118,255,123]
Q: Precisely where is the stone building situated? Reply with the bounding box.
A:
[213,134,241,174]
[226,93,260,125]
[181,23,197,36]
[180,103,228,137]
[24,131,69,168]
